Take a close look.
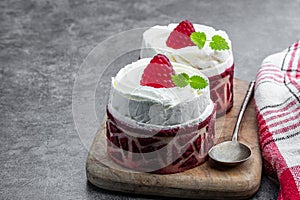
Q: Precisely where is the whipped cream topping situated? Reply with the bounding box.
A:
[109,58,211,125]
[112,58,208,106]
[141,23,234,76]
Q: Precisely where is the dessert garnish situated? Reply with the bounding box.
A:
[166,20,229,51]
[140,54,176,88]
[166,20,195,49]
[140,54,207,90]
[172,73,208,89]
[190,32,229,50]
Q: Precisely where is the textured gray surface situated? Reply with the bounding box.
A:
[2,0,300,199]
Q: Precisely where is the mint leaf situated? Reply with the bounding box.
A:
[172,74,189,88]
[172,73,208,90]
[181,73,190,81]
[191,32,229,51]
[190,32,206,49]
[189,75,208,89]
[209,35,229,50]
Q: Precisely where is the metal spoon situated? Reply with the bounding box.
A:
[208,81,255,167]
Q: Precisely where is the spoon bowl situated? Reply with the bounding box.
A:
[208,141,252,166]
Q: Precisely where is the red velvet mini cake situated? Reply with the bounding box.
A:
[106,54,216,174]
[141,20,234,117]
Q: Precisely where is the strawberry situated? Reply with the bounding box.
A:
[166,20,196,49]
[140,54,175,88]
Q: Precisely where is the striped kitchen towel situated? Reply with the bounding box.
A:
[255,40,300,200]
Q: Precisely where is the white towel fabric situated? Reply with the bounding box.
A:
[255,40,300,200]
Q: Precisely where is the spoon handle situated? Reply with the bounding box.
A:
[232,81,255,142]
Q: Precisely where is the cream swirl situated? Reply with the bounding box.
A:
[109,58,210,125]
[141,23,233,75]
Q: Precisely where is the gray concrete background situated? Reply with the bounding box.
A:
[2,0,300,199]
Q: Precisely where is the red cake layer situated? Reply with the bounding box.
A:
[106,105,216,174]
[208,64,234,117]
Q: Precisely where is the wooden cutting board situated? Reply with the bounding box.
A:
[86,79,262,199]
